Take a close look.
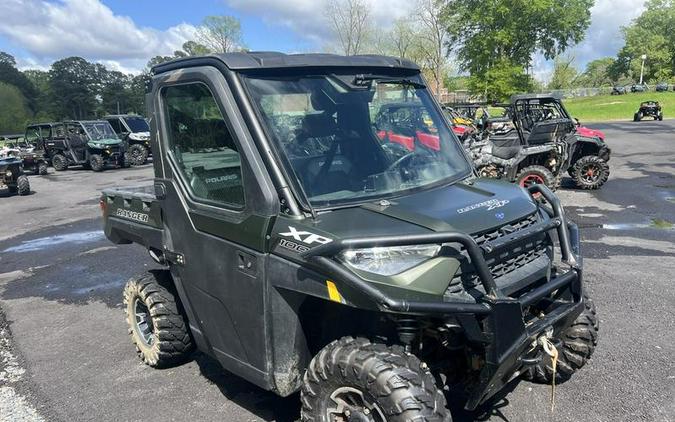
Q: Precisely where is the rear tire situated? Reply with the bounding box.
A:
[516,165,556,191]
[38,162,48,175]
[51,154,68,171]
[89,154,105,172]
[123,272,194,368]
[301,337,451,422]
[17,175,30,195]
[523,295,599,383]
[572,156,610,190]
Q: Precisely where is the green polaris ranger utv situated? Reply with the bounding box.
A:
[42,121,126,171]
[102,52,599,421]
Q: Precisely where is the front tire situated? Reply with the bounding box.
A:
[128,144,149,166]
[123,272,194,368]
[516,165,556,191]
[301,337,451,422]
[572,156,610,190]
[523,295,599,383]
[89,154,105,172]
[51,154,68,171]
[17,175,30,195]
[38,162,48,175]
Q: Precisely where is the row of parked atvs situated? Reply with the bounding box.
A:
[0,114,150,197]
[444,94,611,191]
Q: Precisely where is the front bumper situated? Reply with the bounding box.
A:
[303,185,584,409]
[599,145,611,162]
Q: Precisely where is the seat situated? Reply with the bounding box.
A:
[490,133,522,160]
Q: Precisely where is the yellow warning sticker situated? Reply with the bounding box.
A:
[326,280,342,303]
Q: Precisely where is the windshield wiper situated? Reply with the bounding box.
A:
[353,75,426,89]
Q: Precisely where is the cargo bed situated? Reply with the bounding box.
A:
[101,185,163,250]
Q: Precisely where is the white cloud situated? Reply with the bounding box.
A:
[225,0,415,46]
[0,0,198,73]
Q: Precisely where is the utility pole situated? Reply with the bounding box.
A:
[639,54,647,85]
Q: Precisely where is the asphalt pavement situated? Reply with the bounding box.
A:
[0,121,673,422]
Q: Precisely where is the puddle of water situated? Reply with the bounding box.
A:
[72,278,125,295]
[603,219,674,231]
[3,231,105,253]
[602,223,648,230]
[665,197,675,204]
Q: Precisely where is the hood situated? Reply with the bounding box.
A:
[88,138,122,147]
[576,126,605,141]
[0,156,22,165]
[272,178,539,252]
[130,131,151,140]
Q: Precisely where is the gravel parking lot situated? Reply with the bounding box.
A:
[0,120,673,422]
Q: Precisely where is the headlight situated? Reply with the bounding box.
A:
[5,170,12,177]
[340,244,441,276]
[129,133,141,141]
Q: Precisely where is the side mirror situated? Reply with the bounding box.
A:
[574,118,580,127]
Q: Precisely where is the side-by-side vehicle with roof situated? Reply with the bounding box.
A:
[101,52,599,421]
[31,121,127,171]
[104,114,152,166]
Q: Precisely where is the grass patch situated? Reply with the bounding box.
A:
[564,92,675,122]
[650,218,674,230]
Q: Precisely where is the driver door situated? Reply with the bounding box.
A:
[152,66,279,388]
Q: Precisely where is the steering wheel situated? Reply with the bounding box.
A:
[385,152,416,173]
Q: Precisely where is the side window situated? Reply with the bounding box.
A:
[162,82,245,208]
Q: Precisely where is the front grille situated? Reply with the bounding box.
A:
[445,213,550,296]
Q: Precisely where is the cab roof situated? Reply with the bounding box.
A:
[152,51,420,75]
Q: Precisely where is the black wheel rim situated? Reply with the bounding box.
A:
[326,387,385,422]
[134,298,154,346]
[580,163,601,184]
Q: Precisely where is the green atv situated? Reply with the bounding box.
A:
[102,52,599,421]
[38,121,127,172]
[0,157,30,196]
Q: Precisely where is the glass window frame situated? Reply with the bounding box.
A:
[160,81,246,211]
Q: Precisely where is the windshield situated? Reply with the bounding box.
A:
[123,116,150,133]
[82,122,118,140]
[244,72,472,207]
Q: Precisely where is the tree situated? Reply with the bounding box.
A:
[23,69,53,121]
[577,57,615,86]
[99,70,132,115]
[547,55,579,90]
[443,0,594,99]
[0,51,38,112]
[467,58,535,102]
[0,52,16,66]
[611,0,675,83]
[326,0,372,55]
[48,57,99,119]
[416,0,450,96]
[180,41,212,56]
[0,82,31,133]
[197,16,243,53]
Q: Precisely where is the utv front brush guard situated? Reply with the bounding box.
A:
[302,185,584,409]
[303,184,579,314]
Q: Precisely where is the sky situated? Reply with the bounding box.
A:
[0,0,647,81]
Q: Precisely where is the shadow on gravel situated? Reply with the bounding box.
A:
[194,352,301,422]
[191,350,528,422]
